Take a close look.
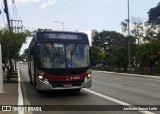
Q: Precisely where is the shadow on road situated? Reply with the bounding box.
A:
[22,82,91,105]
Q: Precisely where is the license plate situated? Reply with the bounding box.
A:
[63,84,72,87]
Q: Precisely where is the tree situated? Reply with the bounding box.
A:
[0,27,27,81]
[110,47,128,70]
[148,2,160,24]
[92,30,133,69]
[131,17,144,45]
[121,19,128,35]
[90,45,106,66]
[93,31,127,52]
[136,41,159,73]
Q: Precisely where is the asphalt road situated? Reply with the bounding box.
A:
[19,64,160,114]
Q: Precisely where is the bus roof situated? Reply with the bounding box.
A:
[34,29,89,43]
[37,28,87,35]
[29,29,89,46]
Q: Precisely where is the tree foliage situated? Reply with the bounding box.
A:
[111,47,128,69]
[90,2,160,74]
[148,2,160,24]
[137,42,160,67]
[93,31,127,52]
[131,18,144,44]
[121,19,128,34]
[0,27,27,81]
[90,45,106,66]
[91,30,131,68]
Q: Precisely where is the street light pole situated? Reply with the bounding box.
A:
[127,0,131,70]
[54,21,64,31]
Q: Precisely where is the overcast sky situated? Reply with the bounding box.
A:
[0,0,159,32]
[0,0,159,54]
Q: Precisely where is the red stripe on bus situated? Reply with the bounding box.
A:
[43,73,87,82]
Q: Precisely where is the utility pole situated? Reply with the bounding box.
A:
[3,0,11,32]
[127,0,131,70]
[10,19,23,33]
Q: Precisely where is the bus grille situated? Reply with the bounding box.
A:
[51,81,84,88]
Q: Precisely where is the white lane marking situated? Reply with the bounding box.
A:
[18,69,24,114]
[83,89,155,114]
[111,83,122,86]
[94,70,160,79]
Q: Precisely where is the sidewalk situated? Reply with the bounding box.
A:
[0,71,19,114]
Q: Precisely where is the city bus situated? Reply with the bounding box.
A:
[28,29,92,92]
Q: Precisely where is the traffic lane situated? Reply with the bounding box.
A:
[19,65,140,114]
[92,71,160,88]
[20,66,144,114]
[92,70,160,94]
[93,71,160,87]
[19,67,159,104]
[92,72,160,97]
[19,66,119,105]
[91,71,160,105]
[21,83,141,114]
[23,85,140,114]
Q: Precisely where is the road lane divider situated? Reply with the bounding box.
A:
[19,70,33,114]
[83,88,155,114]
[18,69,24,114]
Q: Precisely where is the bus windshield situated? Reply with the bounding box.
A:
[37,43,90,68]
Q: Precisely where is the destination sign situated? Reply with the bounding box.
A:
[44,33,78,40]
[36,32,88,42]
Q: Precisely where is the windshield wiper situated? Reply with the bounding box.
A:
[71,44,78,61]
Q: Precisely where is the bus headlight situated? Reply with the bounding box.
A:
[87,68,91,78]
[38,75,43,80]
[84,74,91,82]
[88,74,91,78]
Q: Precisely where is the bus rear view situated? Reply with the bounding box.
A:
[28,29,92,92]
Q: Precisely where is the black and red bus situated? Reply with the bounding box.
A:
[28,29,91,91]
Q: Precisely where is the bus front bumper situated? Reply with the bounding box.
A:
[36,77,92,91]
